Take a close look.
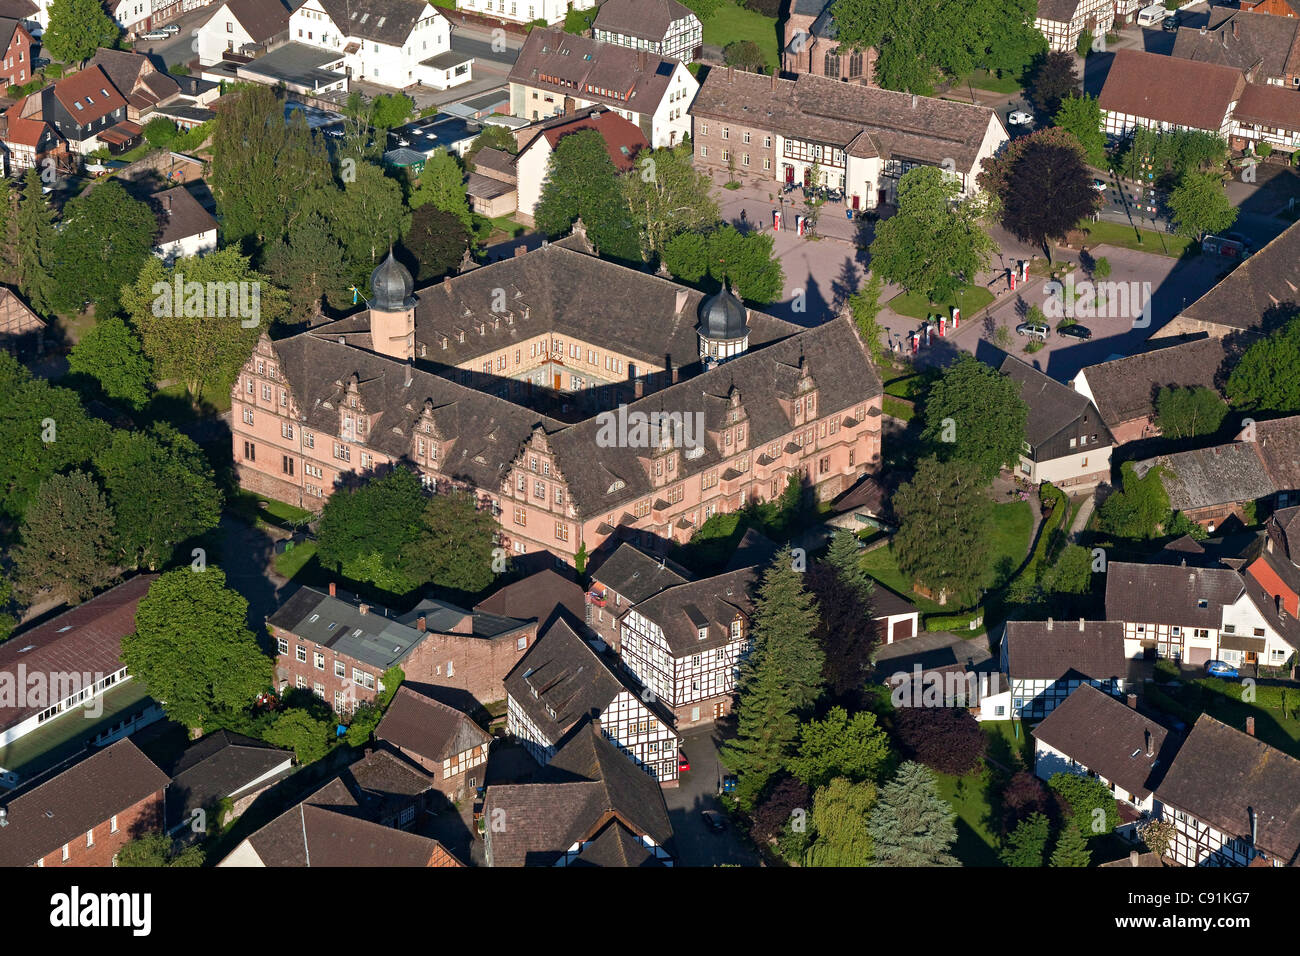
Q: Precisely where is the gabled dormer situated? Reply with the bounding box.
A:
[777,357,820,428]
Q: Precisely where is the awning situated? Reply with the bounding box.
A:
[1219,633,1267,653]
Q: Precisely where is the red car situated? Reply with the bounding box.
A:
[678,751,690,773]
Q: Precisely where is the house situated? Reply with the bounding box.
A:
[1157,220,1300,342]
[591,0,702,65]
[508,28,697,148]
[1133,444,1276,531]
[988,618,1131,721]
[1104,561,1298,668]
[1242,0,1300,16]
[266,581,539,713]
[288,0,472,90]
[1172,8,1300,88]
[689,68,1007,209]
[0,575,164,789]
[374,685,491,801]
[217,775,464,866]
[227,244,884,564]
[163,730,293,832]
[999,354,1113,489]
[505,619,679,781]
[1035,0,1114,53]
[617,567,755,728]
[1230,81,1300,153]
[150,185,218,262]
[782,0,874,84]
[0,16,32,92]
[27,66,137,157]
[472,566,585,634]
[513,106,648,223]
[195,0,293,66]
[586,541,692,651]
[466,146,517,218]
[872,585,920,644]
[1155,713,1300,865]
[0,739,170,867]
[456,0,595,28]
[1070,336,1230,445]
[0,97,62,171]
[1031,683,1177,831]
[338,747,437,830]
[1100,49,1245,140]
[482,718,674,866]
[87,47,182,124]
[112,0,154,36]
[0,286,45,357]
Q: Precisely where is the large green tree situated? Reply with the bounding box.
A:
[14,168,57,316]
[789,706,891,789]
[263,212,351,322]
[44,0,119,65]
[893,456,994,605]
[867,761,960,866]
[1000,812,1051,866]
[535,128,640,261]
[806,777,876,866]
[1096,460,1170,541]
[265,707,334,765]
[621,144,719,259]
[704,225,784,303]
[1053,94,1106,166]
[50,180,157,317]
[13,470,117,602]
[1050,819,1092,866]
[1168,171,1238,241]
[121,567,272,730]
[1027,50,1079,117]
[922,355,1028,484]
[1049,771,1120,836]
[309,162,411,287]
[1155,385,1228,439]
[409,148,473,229]
[1226,315,1300,415]
[66,315,154,410]
[399,204,472,283]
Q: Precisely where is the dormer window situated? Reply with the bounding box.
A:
[698,626,708,641]
[1197,599,1208,609]
[606,479,626,494]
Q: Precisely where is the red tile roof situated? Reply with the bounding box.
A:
[53,65,127,125]
[1099,48,1246,131]
[1,96,52,148]
[537,108,649,172]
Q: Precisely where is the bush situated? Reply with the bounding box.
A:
[742,0,782,16]
[923,607,985,632]
[892,707,986,775]
[1154,658,1180,683]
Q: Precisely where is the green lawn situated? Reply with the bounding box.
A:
[882,396,914,421]
[273,539,318,580]
[858,544,947,614]
[702,0,781,72]
[1079,219,1196,258]
[230,489,314,530]
[958,69,1024,95]
[935,769,1002,866]
[887,284,995,321]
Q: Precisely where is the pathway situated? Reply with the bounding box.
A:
[1068,493,1097,543]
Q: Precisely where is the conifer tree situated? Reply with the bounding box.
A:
[14,168,56,315]
[1050,819,1092,867]
[868,761,960,866]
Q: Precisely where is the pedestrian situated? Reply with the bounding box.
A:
[739,207,747,224]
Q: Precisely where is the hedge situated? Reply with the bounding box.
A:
[924,607,985,632]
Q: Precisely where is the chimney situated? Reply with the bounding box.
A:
[1247,716,1256,736]
[1047,617,1053,631]
[634,379,644,399]
[328,582,337,597]
[514,244,527,258]
[670,361,678,384]
[417,615,427,632]
[1127,693,1138,709]
[728,65,734,82]
[404,360,413,388]
[638,50,647,72]
[1145,728,1153,757]
[1249,806,1258,845]
[1079,617,1085,631]
[359,603,370,616]
[771,69,777,91]
[911,93,917,108]
[1232,18,1238,39]
[1128,850,1140,867]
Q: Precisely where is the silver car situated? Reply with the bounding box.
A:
[1016,322,1050,341]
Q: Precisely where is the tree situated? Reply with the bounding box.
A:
[0,576,17,644]
[463,124,518,170]
[1054,94,1106,166]
[808,535,878,699]
[724,39,765,71]
[535,128,640,262]
[1096,460,1170,541]
[14,470,117,602]
[1049,771,1120,837]
[1050,820,1092,866]
[1137,814,1174,861]
[14,168,57,316]
[893,456,994,605]
[978,127,1101,258]
[681,0,722,19]
[93,425,223,570]
[867,761,959,866]
[121,567,272,730]
[662,231,709,283]
[1000,812,1051,866]
[750,775,812,845]
[849,272,888,367]
[1155,385,1228,439]
[124,248,287,402]
[892,706,986,776]
[1041,543,1094,596]
[406,489,499,594]
[371,92,415,133]
[66,315,154,410]
[806,777,876,866]
[1001,770,1056,833]
[317,467,427,594]
[1226,314,1300,414]
[621,144,719,259]
[315,162,411,287]
[409,148,473,229]
[1027,50,1079,117]
[789,706,891,789]
[0,176,15,284]
[1075,27,1093,57]
[921,354,1028,484]
[265,707,334,764]
[869,165,995,303]
[115,832,204,867]
[400,204,471,283]
[705,226,784,303]
[50,180,157,317]
[44,0,119,65]
[1168,171,1238,241]
[263,212,351,321]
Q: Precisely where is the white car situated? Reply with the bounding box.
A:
[160,24,181,35]
[137,30,169,40]
[1008,110,1033,126]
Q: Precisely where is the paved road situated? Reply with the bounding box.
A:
[665,724,762,867]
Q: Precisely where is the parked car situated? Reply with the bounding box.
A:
[1162,14,1179,31]
[160,23,181,34]
[677,751,690,773]
[1091,178,1108,192]
[1008,110,1033,126]
[137,30,169,40]
[1058,323,1093,340]
[1016,322,1050,340]
[701,810,728,833]
[1206,660,1239,678]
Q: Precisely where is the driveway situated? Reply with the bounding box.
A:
[665,723,762,866]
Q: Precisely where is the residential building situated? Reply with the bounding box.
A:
[0,16,32,92]
[1032,684,1177,832]
[227,244,884,565]
[873,585,920,644]
[0,739,170,867]
[1230,81,1300,152]
[374,686,491,801]
[1242,0,1300,16]
[1070,336,1230,445]
[482,718,675,866]
[1172,8,1300,88]
[86,47,182,123]
[1133,444,1276,532]
[1156,713,1300,865]
[1035,0,1114,53]
[586,541,692,651]
[505,619,679,782]
[467,145,517,217]
[508,28,697,148]
[0,576,164,790]
[591,0,702,65]
[164,731,293,832]
[457,0,595,28]
[689,68,1006,209]
[0,286,45,357]
[999,354,1113,489]
[150,185,218,262]
[1100,49,1245,139]
[339,748,438,830]
[217,775,463,866]
[782,0,875,84]
[24,65,136,157]
[195,0,293,66]
[288,0,472,90]
[988,619,1131,720]
[266,582,539,712]
[0,97,62,171]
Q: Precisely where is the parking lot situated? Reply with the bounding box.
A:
[664,723,762,866]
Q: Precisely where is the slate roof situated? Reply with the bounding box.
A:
[151,185,217,245]
[999,353,1107,450]
[0,575,156,732]
[1073,335,1229,428]
[483,719,673,866]
[1003,620,1127,681]
[473,567,585,631]
[1104,561,1245,627]
[1172,8,1300,80]
[0,740,170,867]
[630,567,756,655]
[1134,443,1276,512]
[317,0,432,46]
[165,730,292,826]
[509,28,682,115]
[375,685,491,763]
[1031,683,1176,800]
[1254,415,1300,492]
[1157,713,1300,864]
[592,0,697,42]
[340,747,434,820]
[589,541,692,605]
[1037,0,1082,22]
[1099,48,1245,131]
[1179,219,1300,334]
[267,587,428,670]
[569,819,665,866]
[471,146,517,178]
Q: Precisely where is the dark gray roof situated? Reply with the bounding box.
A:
[318,0,432,46]
[1074,335,1229,428]
[1255,415,1300,492]
[590,541,692,604]
[267,588,427,670]
[472,567,586,631]
[1134,444,1276,513]
[166,731,292,826]
[370,251,416,312]
[1104,561,1245,627]
[340,748,433,820]
[375,685,491,763]
[999,353,1102,448]
[569,820,666,866]
[1004,620,1127,681]
[471,146,517,177]
[1157,713,1300,864]
[151,185,217,245]
[1180,219,1300,334]
[1172,9,1300,80]
[592,0,697,42]
[421,49,472,69]
[1036,0,1082,23]
[214,0,293,43]
[1031,684,1175,800]
[509,28,684,115]
[699,284,750,342]
[630,567,756,655]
